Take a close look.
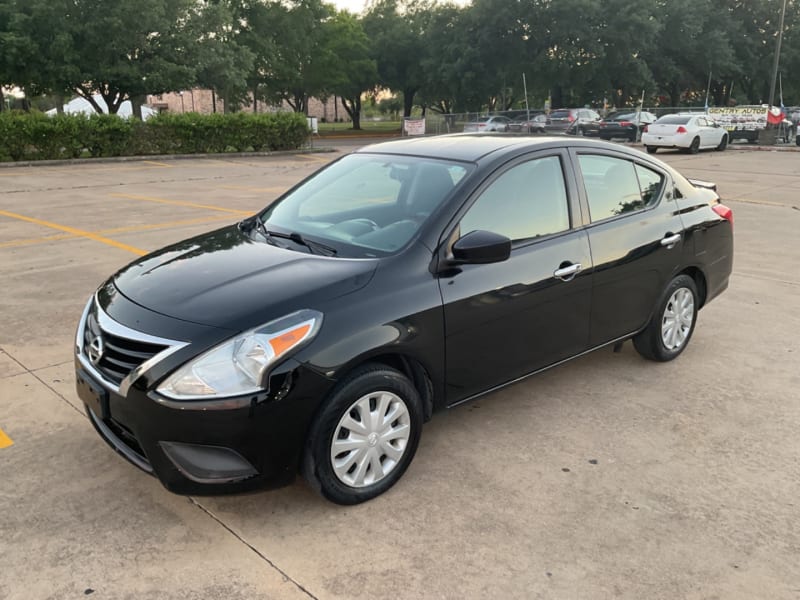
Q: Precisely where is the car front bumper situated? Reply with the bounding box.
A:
[76,353,335,495]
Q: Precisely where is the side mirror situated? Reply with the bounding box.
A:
[451,230,511,265]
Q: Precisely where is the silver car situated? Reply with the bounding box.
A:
[462,116,512,133]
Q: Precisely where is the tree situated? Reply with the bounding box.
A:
[267,0,333,114]
[364,0,430,117]
[192,0,255,113]
[324,11,378,129]
[3,0,199,115]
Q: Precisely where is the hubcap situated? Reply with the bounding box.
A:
[330,391,411,488]
[661,287,695,350]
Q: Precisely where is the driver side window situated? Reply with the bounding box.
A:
[460,156,570,242]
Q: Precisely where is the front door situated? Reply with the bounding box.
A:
[439,152,593,405]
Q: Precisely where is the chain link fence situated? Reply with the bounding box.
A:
[397,106,795,145]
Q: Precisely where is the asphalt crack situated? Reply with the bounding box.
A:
[0,346,84,416]
[188,497,319,600]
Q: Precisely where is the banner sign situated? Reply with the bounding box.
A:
[707,106,768,132]
[404,118,426,136]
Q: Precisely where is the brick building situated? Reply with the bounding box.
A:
[146,89,346,121]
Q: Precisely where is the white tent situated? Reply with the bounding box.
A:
[46,94,157,120]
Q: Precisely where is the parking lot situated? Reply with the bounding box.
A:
[1,143,799,600]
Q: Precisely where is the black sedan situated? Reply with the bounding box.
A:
[598,111,658,141]
[75,135,734,504]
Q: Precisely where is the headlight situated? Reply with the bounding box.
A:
[157,310,322,400]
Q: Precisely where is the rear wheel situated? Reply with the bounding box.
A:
[687,137,701,154]
[633,274,698,362]
[716,134,728,151]
[645,146,658,154]
[303,364,423,505]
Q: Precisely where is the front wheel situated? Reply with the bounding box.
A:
[633,274,699,362]
[717,134,728,151]
[303,364,423,505]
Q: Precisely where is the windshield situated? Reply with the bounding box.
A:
[259,154,472,258]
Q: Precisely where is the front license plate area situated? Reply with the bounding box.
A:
[76,369,110,420]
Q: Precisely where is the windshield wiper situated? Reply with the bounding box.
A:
[270,230,338,256]
[249,216,337,256]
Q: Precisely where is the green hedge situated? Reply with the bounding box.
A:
[0,111,311,162]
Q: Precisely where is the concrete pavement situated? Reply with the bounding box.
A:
[1,145,798,599]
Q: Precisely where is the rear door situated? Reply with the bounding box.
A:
[571,150,685,346]
[694,116,714,146]
[439,150,592,404]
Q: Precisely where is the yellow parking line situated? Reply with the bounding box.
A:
[0,427,15,449]
[0,163,171,176]
[298,154,332,164]
[219,185,286,193]
[0,215,234,250]
[0,209,147,255]
[727,197,788,207]
[111,193,251,215]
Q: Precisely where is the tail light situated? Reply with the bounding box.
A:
[619,121,632,127]
[567,114,575,122]
[712,203,734,229]
[676,126,688,134]
[642,125,649,133]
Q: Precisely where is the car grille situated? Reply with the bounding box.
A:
[83,309,168,385]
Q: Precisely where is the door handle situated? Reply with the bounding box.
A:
[554,263,582,280]
[660,233,681,248]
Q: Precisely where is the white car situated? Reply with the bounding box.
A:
[463,116,512,132]
[642,114,728,154]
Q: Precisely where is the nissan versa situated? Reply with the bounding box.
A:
[75,135,733,504]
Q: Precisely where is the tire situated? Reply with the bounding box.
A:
[645,146,658,154]
[576,127,584,137]
[716,134,728,151]
[302,364,423,505]
[687,137,700,154]
[633,274,699,362]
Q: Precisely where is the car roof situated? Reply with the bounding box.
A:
[354,133,651,163]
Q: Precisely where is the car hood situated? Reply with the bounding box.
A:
[113,225,378,329]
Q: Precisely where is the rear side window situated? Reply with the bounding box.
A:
[460,156,570,242]
[635,164,665,207]
[578,155,664,221]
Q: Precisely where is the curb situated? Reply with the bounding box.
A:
[0,147,337,169]
[315,132,401,140]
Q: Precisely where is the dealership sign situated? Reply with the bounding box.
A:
[707,106,769,131]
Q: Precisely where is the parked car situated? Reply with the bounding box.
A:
[508,113,547,133]
[597,111,658,141]
[642,114,729,154]
[544,108,601,136]
[75,135,733,505]
[462,116,512,132]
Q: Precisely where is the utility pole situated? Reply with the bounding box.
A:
[768,0,788,110]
